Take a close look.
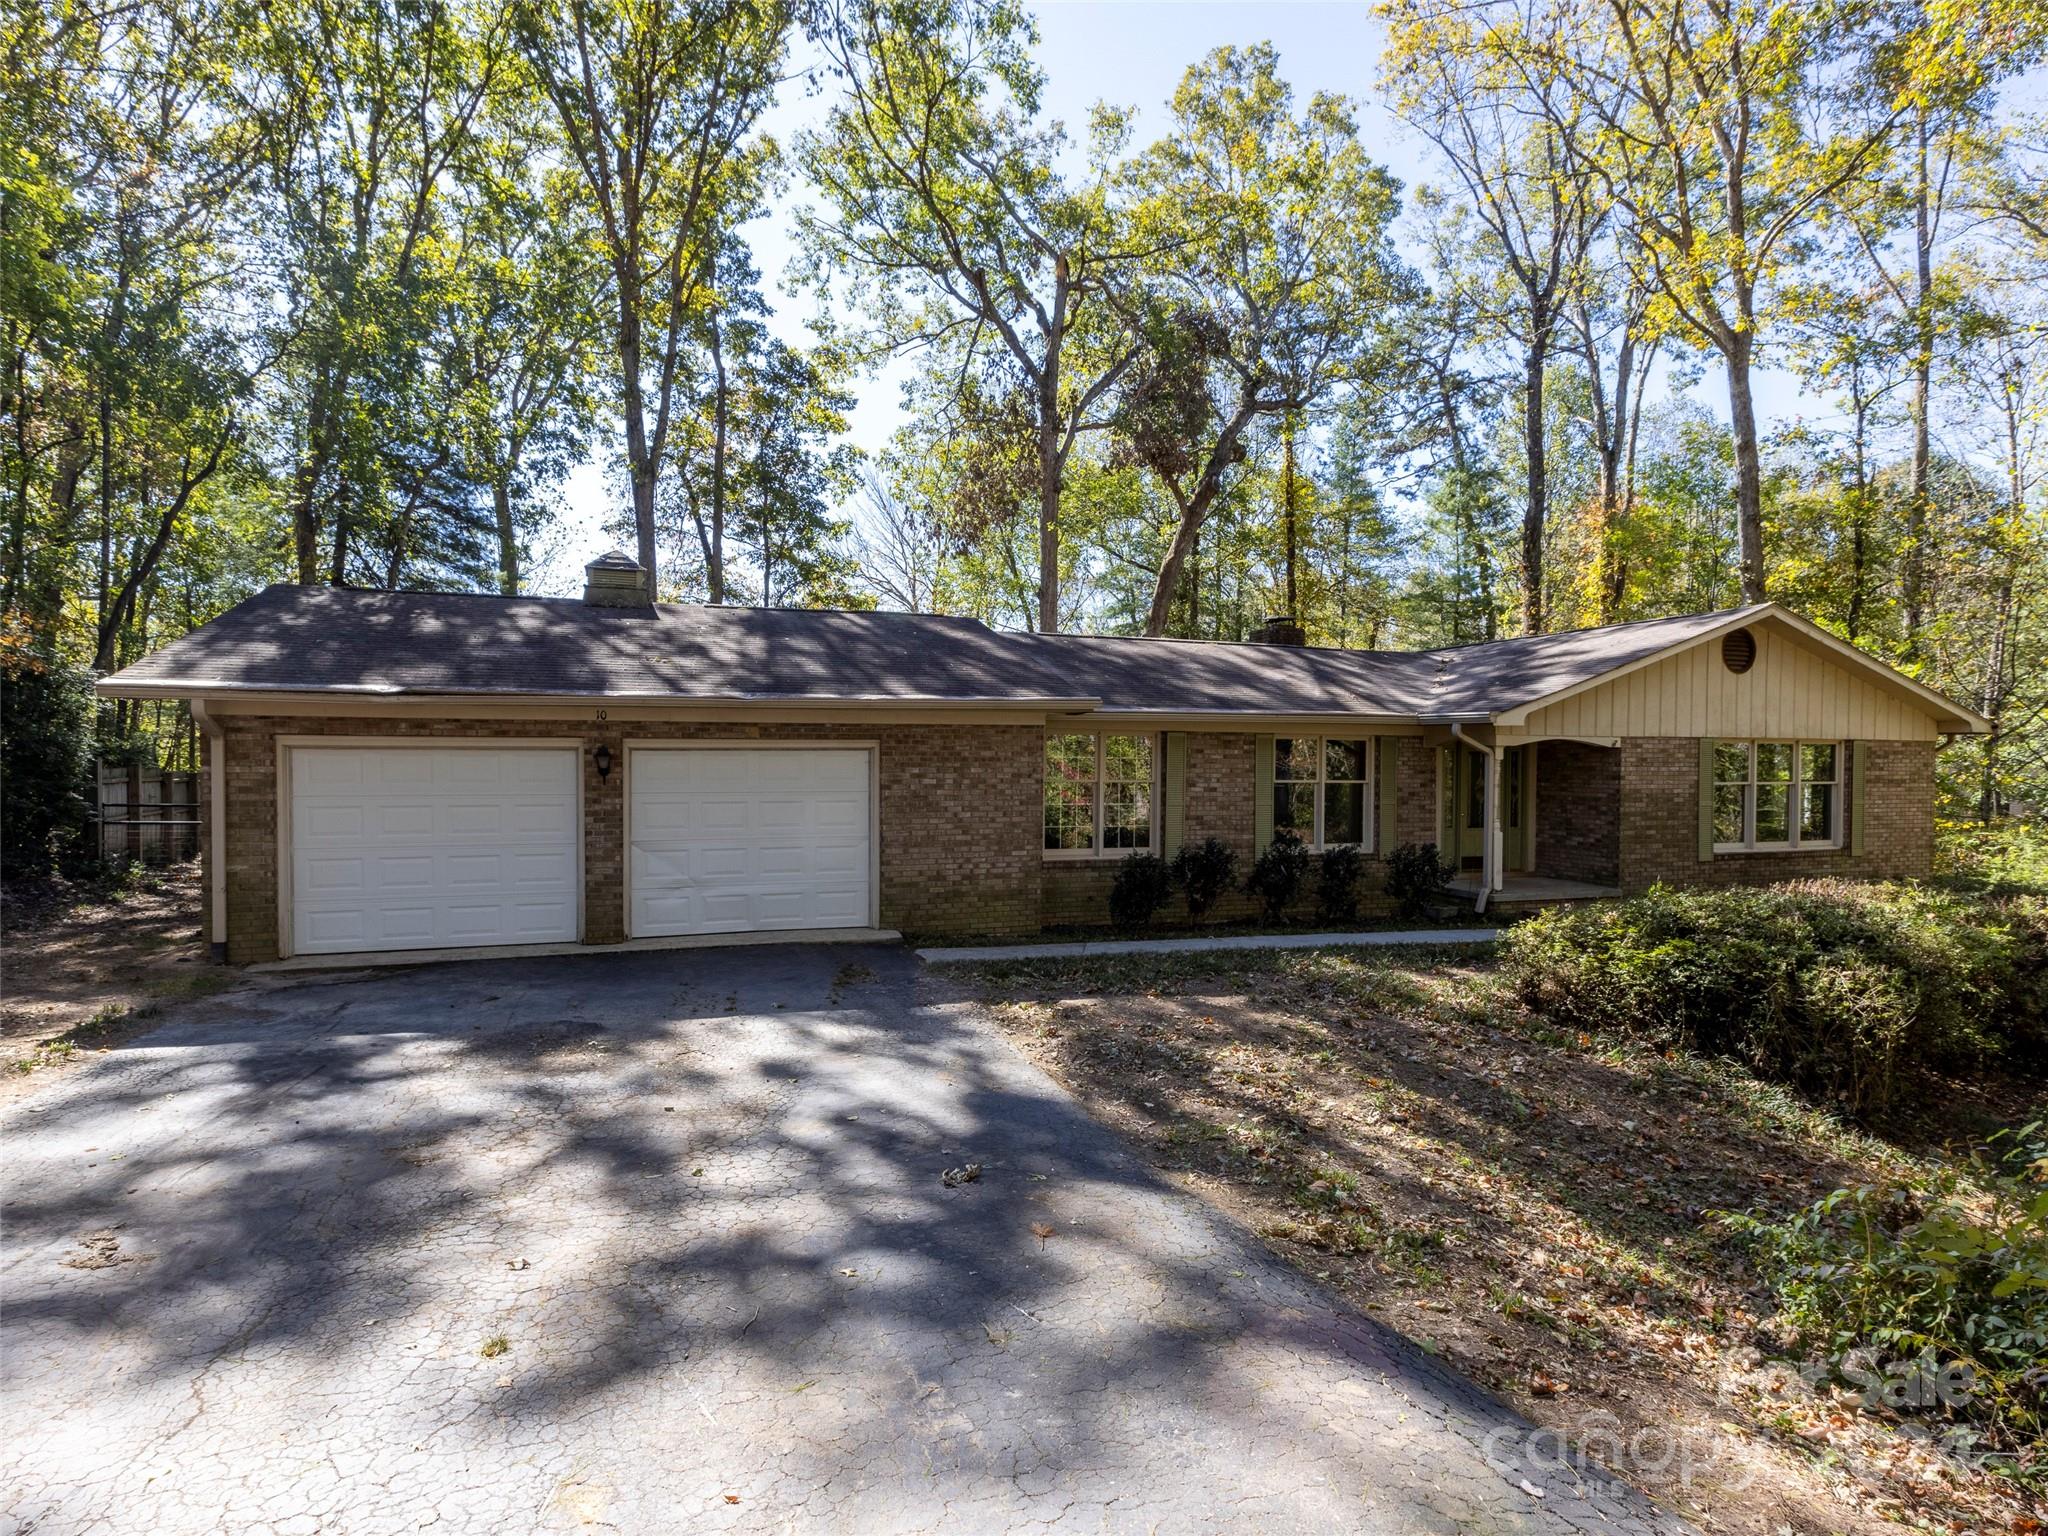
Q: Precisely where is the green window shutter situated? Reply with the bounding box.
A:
[1850,740,1868,857]
[1162,732,1187,858]
[1254,734,1275,852]
[1698,738,1718,861]
[1376,737,1400,855]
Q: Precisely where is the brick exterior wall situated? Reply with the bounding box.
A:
[1041,733,1433,929]
[1617,736,1933,892]
[212,715,1042,963]
[1534,740,1621,885]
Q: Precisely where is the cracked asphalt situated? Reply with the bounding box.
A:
[1,945,1689,1535]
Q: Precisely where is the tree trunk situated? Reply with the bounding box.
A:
[708,316,728,604]
[1520,317,1548,635]
[1142,397,1259,636]
[1282,415,1298,616]
[493,475,519,595]
[1036,375,1061,633]
[1725,330,1766,604]
[1904,110,1934,649]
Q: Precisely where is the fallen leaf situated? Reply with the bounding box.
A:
[1030,1222,1055,1248]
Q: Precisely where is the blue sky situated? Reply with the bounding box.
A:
[533,1,1775,595]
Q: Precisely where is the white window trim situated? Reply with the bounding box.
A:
[1043,731,1160,861]
[1712,739,1842,853]
[1275,736,1375,852]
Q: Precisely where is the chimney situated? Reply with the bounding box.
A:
[583,550,649,607]
[1248,614,1306,646]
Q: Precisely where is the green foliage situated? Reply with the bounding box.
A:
[1169,837,1239,924]
[1245,829,1310,922]
[1107,852,1174,931]
[1717,1123,2048,1468]
[1936,818,2048,893]
[1501,881,2046,1113]
[1316,843,1365,924]
[0,641,95,873]
[1382,842,1450,919]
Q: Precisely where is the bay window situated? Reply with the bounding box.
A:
[1274,737,1372,849]
[1713,740,1840,850]
[1045,733,1155,856]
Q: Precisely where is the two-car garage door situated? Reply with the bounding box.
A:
[285,742,873,956]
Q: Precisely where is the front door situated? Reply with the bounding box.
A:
[1446,746,1533,872]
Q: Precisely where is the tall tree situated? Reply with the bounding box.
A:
[516,0,789,595]
[1382,0,1597,633]
[798,0,1152,631]
[1118,43,1408,636]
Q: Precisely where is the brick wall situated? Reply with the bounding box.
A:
[1534,740,1621,884]
[1617,736,1933,892]
[1041,732,1427,929]
[213,715,1042,962]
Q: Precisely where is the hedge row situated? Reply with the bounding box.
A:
[1500,880,2048,1114]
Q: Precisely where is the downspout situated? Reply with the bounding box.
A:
[190,698,228,963]
[1449,721,1500,916]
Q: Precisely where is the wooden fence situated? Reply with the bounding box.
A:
[94,762,201,864]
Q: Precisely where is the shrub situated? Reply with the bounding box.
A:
[1382,841,1450,919]
[0,640,94,875]
[1717,1122,2048,1471]
[1170,837,1238,924]
[1107,852,1173,930]
[1316,843,1365,923]
[1245,831,1309,922]
[1500,880,2043,1113]
[1936,817,2048,894]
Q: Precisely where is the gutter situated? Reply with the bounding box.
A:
[189,698,228,963]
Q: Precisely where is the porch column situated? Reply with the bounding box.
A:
[1482,747,1503,894]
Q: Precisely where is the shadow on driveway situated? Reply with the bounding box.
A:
[0,945,1689,1534]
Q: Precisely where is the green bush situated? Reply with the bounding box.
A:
[1245,830,1309,922]
[1936,818,2048,893]
[1,644,94,875]
[1499,880,2044,1113]
[1718,1123,2048,1472]
[1108,852,1173,930]
[1316,843,1365,923]
[1170,837,1238,924]
[1383,841,1450,919]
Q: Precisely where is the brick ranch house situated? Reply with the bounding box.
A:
[97,553,1988,965]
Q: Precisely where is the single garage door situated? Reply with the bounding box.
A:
[289,746,579,955]
[630,747,872,937]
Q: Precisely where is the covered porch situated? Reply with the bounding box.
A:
[1430,728,1623,913]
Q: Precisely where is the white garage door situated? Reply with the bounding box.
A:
[289,747,579,955]
[630,748,872,937]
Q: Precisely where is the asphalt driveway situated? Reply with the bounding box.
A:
[1,945,1687,1535]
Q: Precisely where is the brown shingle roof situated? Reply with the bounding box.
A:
[99,585,1094,704]
[117,586,1940,726]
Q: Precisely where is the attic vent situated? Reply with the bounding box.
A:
[1722,627,1757,674]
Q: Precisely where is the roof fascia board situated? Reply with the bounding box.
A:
[1057,709,1428,731]
[1752,605,1991,732]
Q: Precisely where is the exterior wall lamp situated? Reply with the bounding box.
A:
[594,743,613,782]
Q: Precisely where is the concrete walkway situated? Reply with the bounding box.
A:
[2,943,1675,1536]
[918,927,1504,964]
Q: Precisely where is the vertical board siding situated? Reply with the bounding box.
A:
[1523,624,1935,741]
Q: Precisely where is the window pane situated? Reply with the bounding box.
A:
[1756,742,1794,783]
[1323,738,1366,782]
[1104,733,1152,782]
[1323,781,1365,846]
[1274,737,1314,782]
[1044,734,1096,851]
[1274,782,1316,838]
[1715,742,1750,784]
[1756,781,1792,843]
[1104,781,1151,849]
[1714,784,1746,844]
[1802,783,1834,842]
[1802,743,1837,784]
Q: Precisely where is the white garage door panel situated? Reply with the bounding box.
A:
[630,748,872,937]
[290,747,579,955]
